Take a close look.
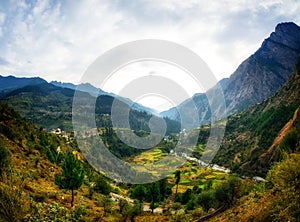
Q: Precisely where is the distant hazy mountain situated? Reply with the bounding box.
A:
[160,78,228,122]
[0,75,47,93]
[50,81,108,97]
[50,81,77,90]
[161,22,300,123]
[51,80,158,115]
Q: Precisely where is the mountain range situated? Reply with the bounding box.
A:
[0,22,300,174]
[0,77,178,133]
[2,22,300,129]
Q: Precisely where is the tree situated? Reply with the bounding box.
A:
[118,198,129,214]
[182,188,192,204]
[98,195,113,216]
[129,200,143,222]
[197,190,216,212]
[215,176,240,205]
[279,128,300,153]
[119,199,143,222]
[94,176,111,195]
[175,170,181,194]
[55,152,84,207]
[159,178,168,201]
[131,184,147,202]
[150,201,159,214]
[148,182,161,213]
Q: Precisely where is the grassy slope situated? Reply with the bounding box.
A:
[0,103,110,220]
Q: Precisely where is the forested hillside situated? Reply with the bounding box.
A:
[213,58,300,176]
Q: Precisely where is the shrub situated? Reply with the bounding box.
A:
[0,173,26,221]
[119,200,143,222]
[196,190,217,212]
[94,176,112,195]
[171,210,192,222]
[97,196,113,216]
[24,202,68,222]
[191,207,205,218]
[266,153,300,221]
[185,198,196,211]
[182,188,192,204]
[0,143,11,178]
[215,176,241,205]
[171,202,181,213]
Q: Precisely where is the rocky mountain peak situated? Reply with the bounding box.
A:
[224,21,300,113]
[269,22,300,50]
[161,22,300,123]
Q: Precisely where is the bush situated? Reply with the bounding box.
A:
[174,193,182,203]
[94,176,112,195]
[266,153,300,221]
[71,202,86,220]
[24,202,68,222]
[0,173,26,221]
[274,128,300,161]
[131,184,147,201]
[171,210,192,222]
[97,196,113,216]
[182,188,192,204]
[0,143,11,178]
[171,202,182,213]
[119,200,143,222]
[197,190,217,212]
[185,198,196,211]
[215,176,241,205]
[191,207,205,218]
[31,194,46,202]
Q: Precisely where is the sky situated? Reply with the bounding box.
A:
[0,0,299,111]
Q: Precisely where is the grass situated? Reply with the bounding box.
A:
[132,148,168,165]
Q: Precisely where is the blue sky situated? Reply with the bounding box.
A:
[0,0,299,110]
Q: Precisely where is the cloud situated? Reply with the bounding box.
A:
[0,57,9,66]
[0,0,299,88]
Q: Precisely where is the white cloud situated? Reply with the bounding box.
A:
[0,0,299,110]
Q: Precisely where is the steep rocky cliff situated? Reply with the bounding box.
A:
[162,22,300,123]
[225,22,300,112]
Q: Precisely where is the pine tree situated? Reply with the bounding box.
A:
[149,182,160,213]
[55,151,84,207]
[175,170,181,194]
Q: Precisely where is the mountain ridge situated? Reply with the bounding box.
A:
[0,75,158,116]
[0,75,47,93]
[161,22,300,123]
[0,81,180,134]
